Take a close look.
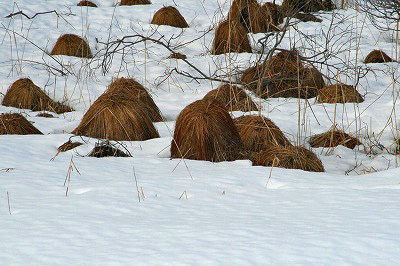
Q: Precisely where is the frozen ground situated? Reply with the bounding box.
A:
[1,0,400,264]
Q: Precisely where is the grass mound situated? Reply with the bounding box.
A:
[151,6,189,28]
[50,34,92,58]
[317,84,364,103]
[309,129,361,149]
[0,113,43,135]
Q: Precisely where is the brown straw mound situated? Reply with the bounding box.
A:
[105,77,162,122]
[229,0,275,33]
[234,115,292,152]
[252,146,324,172]
[71,91,160,141]
[262,2,284,26]
[58,141,83,152]
[151,6,189,28]
[2,78,73,114]
[50,34,92,58]
[168,52,187,60]
[171,98,244,162]
[281,0,335,13]
[0,113,43,135]
[88,142,131,158]
[77,1,97,7]
[240,64,264,89]
[203,83,258,112]
[36,112,55,118]
[317,84,364,103]
[120,0,151,5]
[211,19,252,55]
[364,50,394,64]
[309,129,361,149]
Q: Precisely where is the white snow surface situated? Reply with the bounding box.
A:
[1,0,400,265]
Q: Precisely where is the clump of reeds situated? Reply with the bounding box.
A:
[317,84,364,103]
[50,34,92,58]
[2,78,73,114]
[234,115,292,152]
[364,50,395,64]
[171,98,244,162]
[168,52,187,60]
[151,6,189,28]
[58,141,83,152]
[120,0,151,5]
[77,1,97,7]
[309,129,361,149]
[0,113,43,135]
[211,19,252,55]
[252,145,325,172]
[89,142,131,158]
[202,83,258,112]
[71,91,160,141]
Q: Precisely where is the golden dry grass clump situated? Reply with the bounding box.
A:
[58,141,83,152]
[36,112,55,118]
[262,2,284,26]
[168,52,187,60]
[77,1,97,7]
[228,0,276,33]
[50,34,92,58]
[243,50,325,98]
[72,91,160,141]
[234,115,292,153]
[151,6,189,28]
[2,78,73,114]
[0,113,43,135]
[252,146,325,172]
[105,77,162,122]
[317,84,364,103]
[364,50,394,64]
[281,0,335,13]
[211,19,252,55]
[120,0,151,5]
[202,84,258,112]
[171,98,244,162]
[89,142,131,158]
[309,129,361,149]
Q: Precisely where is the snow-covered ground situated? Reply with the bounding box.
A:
[1,0,400,264]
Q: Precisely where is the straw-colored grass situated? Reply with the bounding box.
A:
[234,115,292,152]
[168,52,187,60]
[50,34,92,58]
[0,113,43,135]
[309,129,361,149]
[211,19,252,55]
[171,98,244,162]
[105,77,162,122]
[77,1,97,7]
[203,83,258,112]
[72,91,160,141]
[364,50,394,64]
[58,141,83,152]
[281,0,335,13]
[151,6,189,28]
[2,78,73,114]
[252,146,325,172]
[120,0,151,5]
[317,84,364,103]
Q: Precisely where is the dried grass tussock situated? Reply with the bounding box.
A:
[89,142,131,158]
[317,84,364,103]
[309,129,361,149]
[364,50,394,64]
[2,78,73,114]
[105,77,162,122]
[281,0,335,13]
[58,141,83,152]
[151,6,189,28]
[234,115,292,152]
[211,19,252,55]
[171,99,244,162]
[0,113,43,135]
[252,146,325,172]
[202,84,258,112]
[120,0,151,5]
[71,91,160,141]
[50,34,92,58]
[229,0,275,33]
[77,1,97,7]
[262,2,284,26]
[168,52,187,60]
